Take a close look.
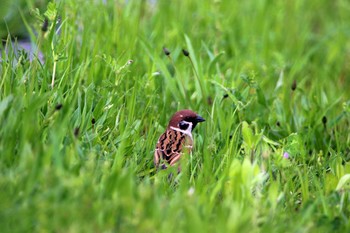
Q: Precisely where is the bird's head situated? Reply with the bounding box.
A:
[167,109,205,131]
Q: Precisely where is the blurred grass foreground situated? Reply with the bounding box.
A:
[1,0,350,232]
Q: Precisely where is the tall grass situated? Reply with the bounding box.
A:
[1,0,350,232]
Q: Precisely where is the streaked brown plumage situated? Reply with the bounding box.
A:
[154,109,205,169]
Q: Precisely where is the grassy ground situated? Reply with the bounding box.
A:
[1,0,350,232]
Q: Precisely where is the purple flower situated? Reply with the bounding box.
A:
[283,152,290,159]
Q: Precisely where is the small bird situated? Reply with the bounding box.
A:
[154,109,205,170]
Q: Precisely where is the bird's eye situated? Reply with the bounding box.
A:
[179,121,189,130]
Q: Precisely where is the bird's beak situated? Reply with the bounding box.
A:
[196,115,205,122]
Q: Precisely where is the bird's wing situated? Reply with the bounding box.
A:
[154,129,192,168]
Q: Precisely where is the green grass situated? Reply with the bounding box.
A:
[1,0,350,232]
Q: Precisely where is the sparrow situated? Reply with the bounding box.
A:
[154,109,205,170]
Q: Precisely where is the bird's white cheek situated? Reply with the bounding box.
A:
[170,124,193,141]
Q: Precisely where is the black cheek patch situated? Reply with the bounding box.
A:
[179,122,189,130]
